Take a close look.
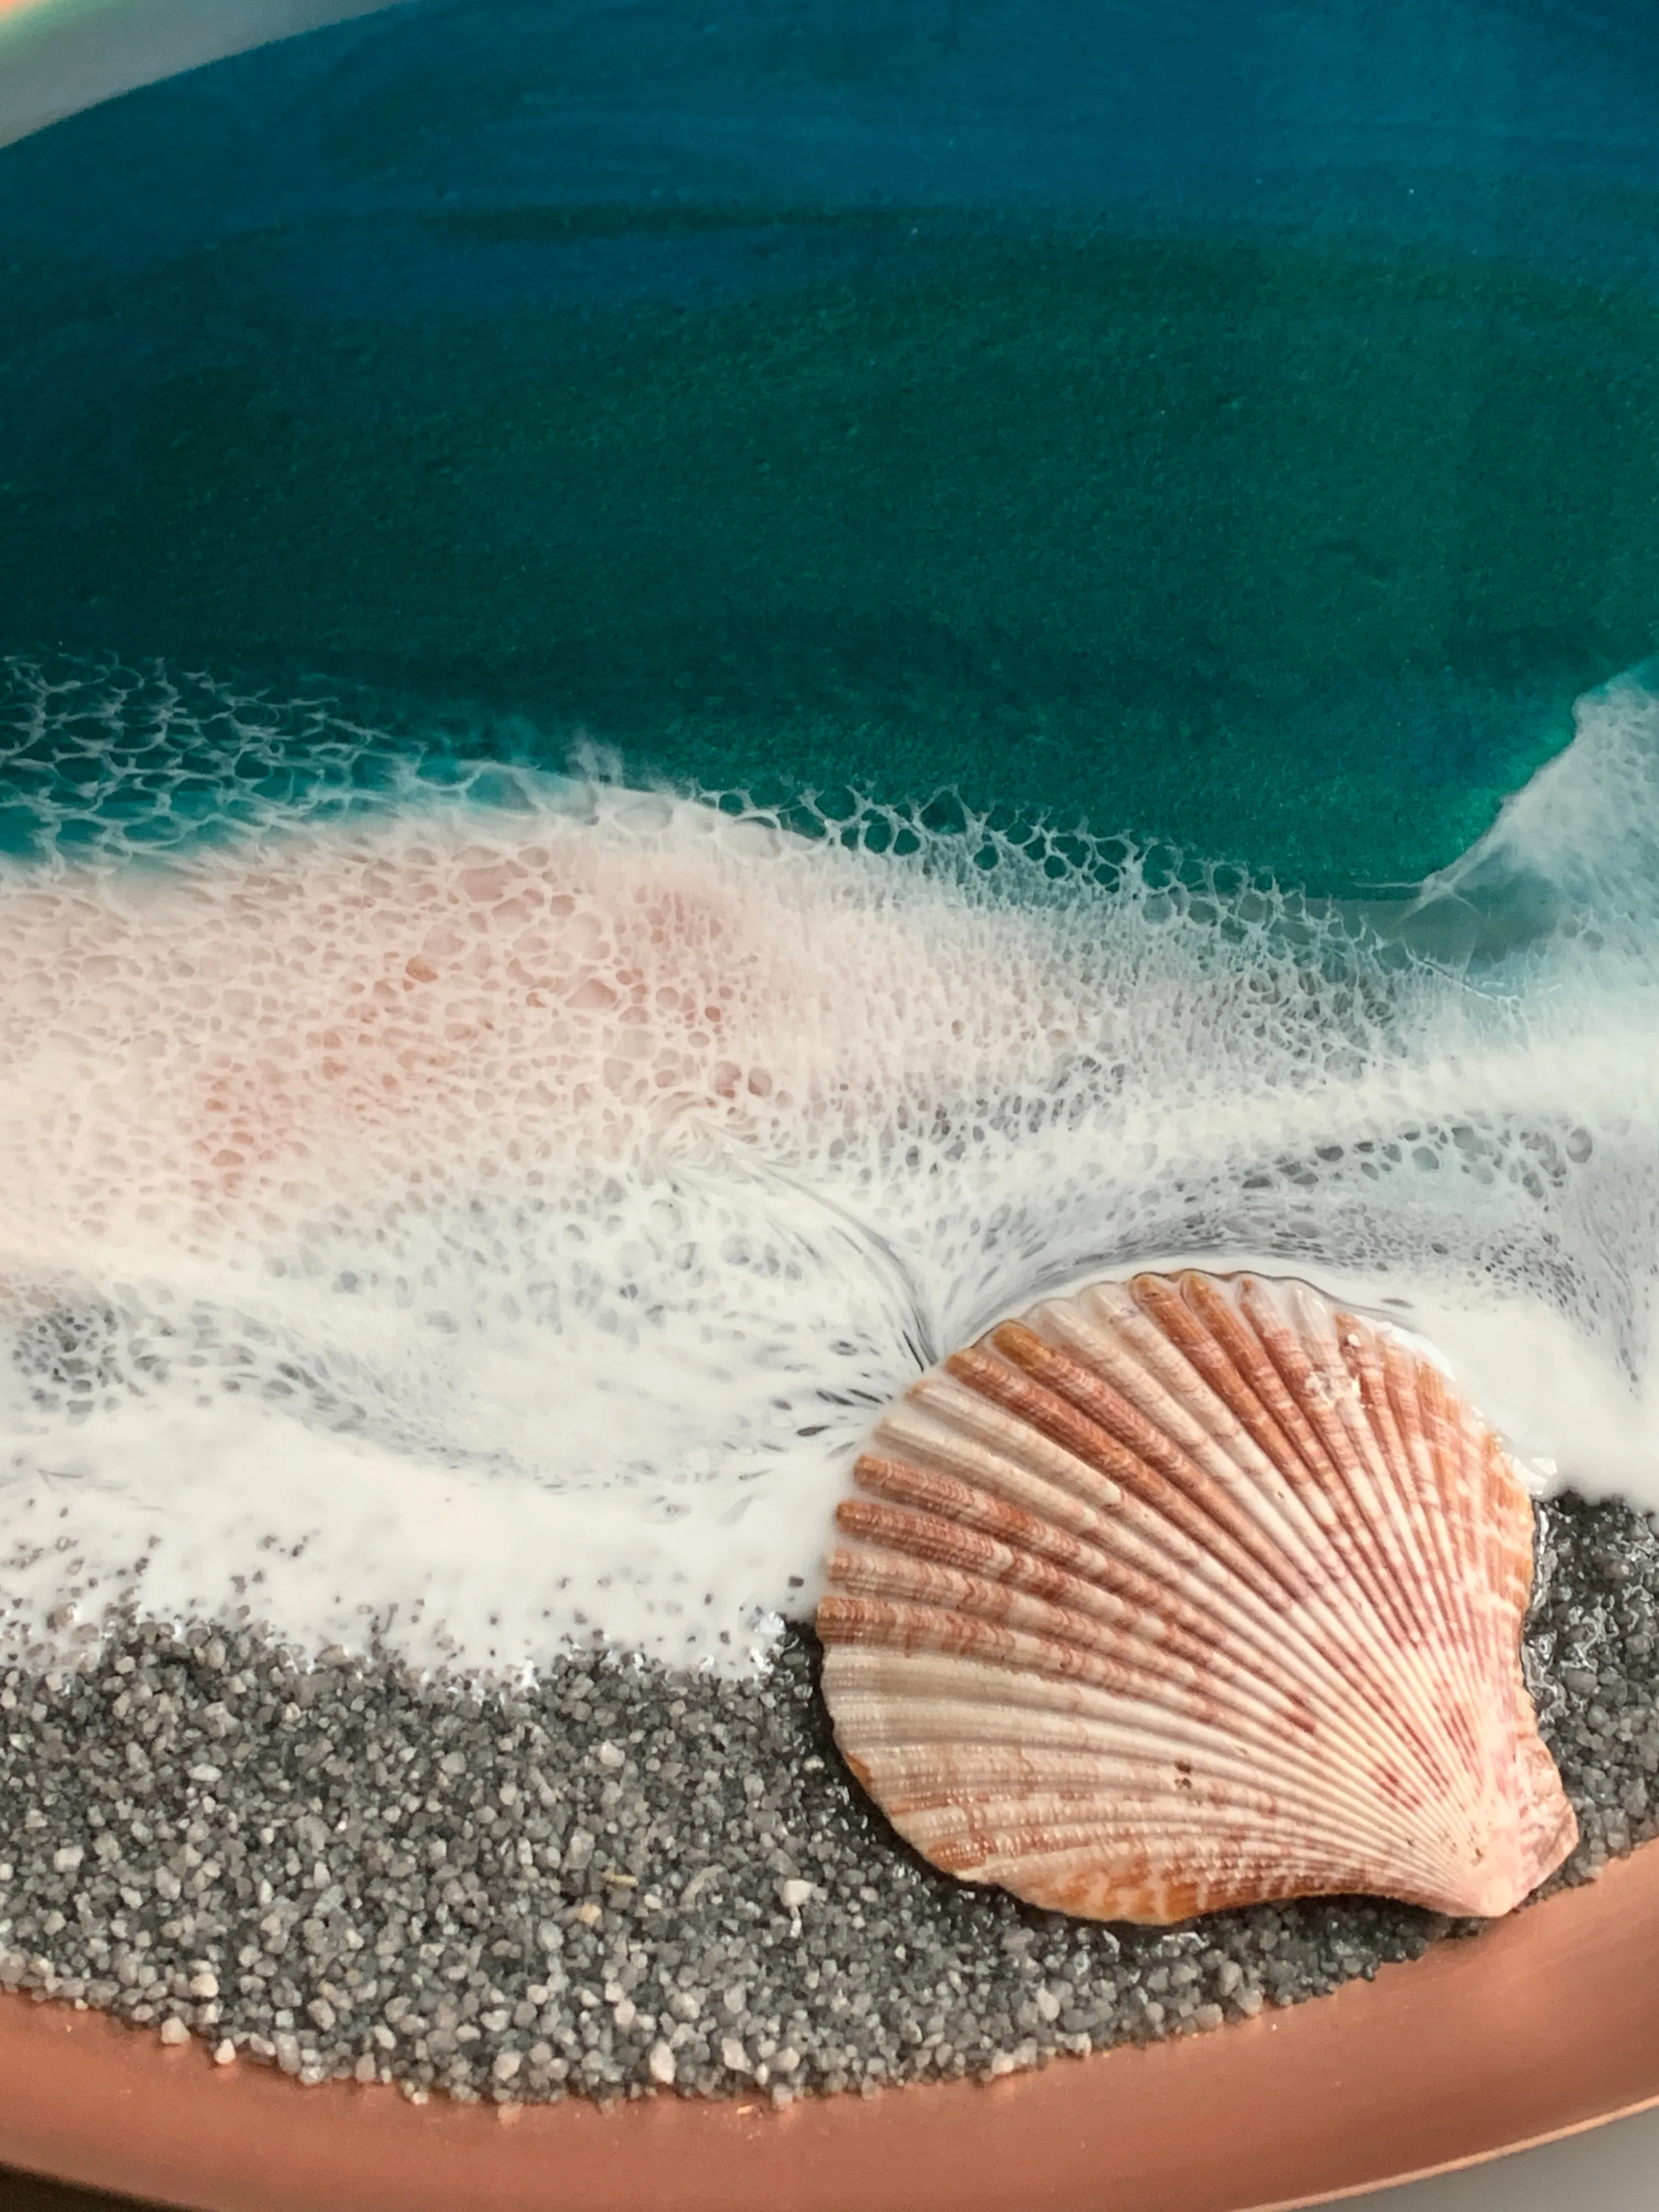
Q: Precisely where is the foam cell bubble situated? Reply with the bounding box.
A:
[2,657,1657,1673]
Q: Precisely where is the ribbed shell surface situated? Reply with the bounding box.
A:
[817,1271,1578,1924]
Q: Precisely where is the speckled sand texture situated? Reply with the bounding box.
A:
[0,1493,1654,2104]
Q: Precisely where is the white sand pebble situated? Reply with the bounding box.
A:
[777,1879,816,1911]
[647,2041,676,2086]
[159,2017,190,2046]
[213,2040,237,2067]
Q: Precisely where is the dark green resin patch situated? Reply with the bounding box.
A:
[5,222,1657,889]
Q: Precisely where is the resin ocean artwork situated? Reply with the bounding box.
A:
[1,0,1658,2109]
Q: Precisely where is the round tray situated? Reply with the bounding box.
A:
[3,1843,1658,2212]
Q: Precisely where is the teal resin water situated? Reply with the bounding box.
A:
[1,0,1657,1670]
[3,1,1659,891]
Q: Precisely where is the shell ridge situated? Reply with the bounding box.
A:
[1121,1277,1345,1537]
[859,1747,1460,1891]
[906,1797,1459,1869]
[866,1746,1431,1838]
[822,1576,1335,1759]
[836,1469,1468,1802]
[855,1431,1390,1720]
[1511,1684,1580,1890]
[1211,1277,1440,1668]
[823,1650,1459,1833]
[906,1792,1492,1916]
[895,1378,1124,1518]
[859,1414,1484,1812]
[1463,1414,1546,1839]
[1397,1344,1523,1795]
[1053,1289,1367,1622]
[989,1320,1325,1607]
[843,1469,1372,1717]
[955,1836,1489,1921]
[1067,1284,1348,1552]
[1429,1370,1518,1769]
[969,1327,1371,1663]
[1277,1286,1445,1633]
[1340,1318,1490,1754]
[906,1810,1447,1891]
[1386,1342,1505,1773]
[1209,1277,1487,1779]
[822,1648,1519,1893]
[1138,1273,1459,1708]
[857,1739,1463,1877]
[1154,1273,1340,1502]
[1245,1279,1447,1671]
[820,1271,1576,1925]
[1239,1285,1547,1827]
[823,1641,1476,1867]
[1074,1282,1485,1788]
[1251,1291,1496,1787]
[819,1686,1452,1847]
[835,1500,1254,1684]
[823,1553,1413,1808]
[1028,1297,1324,1538]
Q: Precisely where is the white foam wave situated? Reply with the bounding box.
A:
[2,663,1657,1673]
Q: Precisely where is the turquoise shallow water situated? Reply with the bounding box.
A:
[1,0,1657,891]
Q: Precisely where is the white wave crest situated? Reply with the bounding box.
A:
[2,661,1656,1672]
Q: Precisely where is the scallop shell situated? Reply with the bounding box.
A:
[817,1271,1577,1924]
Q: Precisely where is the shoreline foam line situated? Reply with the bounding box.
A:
[2,667,1657,1673]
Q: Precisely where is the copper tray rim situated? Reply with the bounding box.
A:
[4,1839,1659,2212]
